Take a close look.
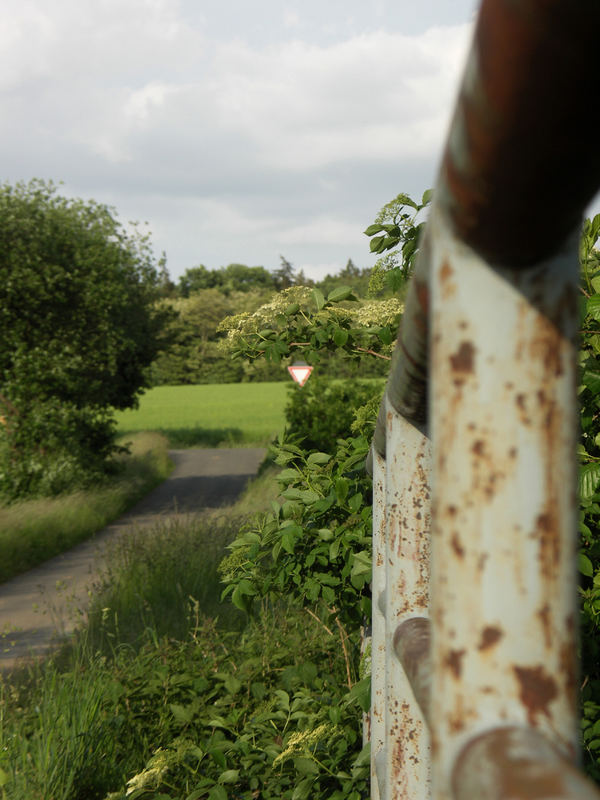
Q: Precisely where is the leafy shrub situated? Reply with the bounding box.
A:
[284,378,384,453]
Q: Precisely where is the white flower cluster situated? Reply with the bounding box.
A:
[218,286,313,343]
[273,722,339,765]
[354,298,404,327]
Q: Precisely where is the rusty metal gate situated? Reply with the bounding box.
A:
[366,0,600,797]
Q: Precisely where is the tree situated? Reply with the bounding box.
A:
[0,179,172,498]
[272,255,296,290]
[177,265,217,296]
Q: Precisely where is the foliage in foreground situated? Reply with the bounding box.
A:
[577,212,600,778]
[0,509,368,800]
[0,179,172,500]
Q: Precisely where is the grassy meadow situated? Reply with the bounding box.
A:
[114,382,289,447]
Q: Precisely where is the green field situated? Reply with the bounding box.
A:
[114,382,289,446]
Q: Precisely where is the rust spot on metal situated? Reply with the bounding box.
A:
[450,341,475,379]
[513,665,558,724]
[530,315,565,379]
[559,640,577,696]
[537,604,552,649]
[508,447,518,459]
[535,511,560,579]
[451,532,465,559]
[447,504,458,517]
[440,260,454,283]
[478,625,503,651]
[445,649,466,679]
[447,712,466,734]
[471,439,485,457]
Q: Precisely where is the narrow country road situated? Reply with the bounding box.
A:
[0,448,266,670]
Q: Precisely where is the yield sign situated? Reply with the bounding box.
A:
[287,364,313,387]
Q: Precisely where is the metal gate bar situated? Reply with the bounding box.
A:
[367,0,600,797]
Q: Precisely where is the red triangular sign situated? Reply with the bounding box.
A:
[288,365,313,387]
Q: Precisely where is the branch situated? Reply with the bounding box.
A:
[353,347,391,361]
[306,607,334,636]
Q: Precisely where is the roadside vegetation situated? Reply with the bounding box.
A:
[0,433,172,584]
[1,180,600,800]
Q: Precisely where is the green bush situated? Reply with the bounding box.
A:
[284,378,384,454]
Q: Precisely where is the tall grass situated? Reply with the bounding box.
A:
[0,433,173,584]
[0,469,282,800]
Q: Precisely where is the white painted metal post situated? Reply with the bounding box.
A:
[383,400,431,799]
[428,208,581,798]
[371,447,386,799]
[366,0,600,796]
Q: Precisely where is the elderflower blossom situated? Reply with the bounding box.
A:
[273,723,339,765]
[125,749,171,795]
[217,544,251,580]
[354,298,404,327]
[218,286,313,344]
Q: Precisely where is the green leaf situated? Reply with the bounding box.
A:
[333,327,349,346]
[307,452,331,466]
[208,786,228,800]
[421,188,433,206]
[586,295,600,321]
[312,288,326,311]
[583,370,600,394]
[348,492,363,513]
[282,526,300,554]
[327,286,354,303]
[275,689,290,710]
[294,757,320,776]
[363,223,386,236]
[580,553,594,577]
[579,462,600,501]
[292,777,315,800]
[351,550,372,578]
[0,767,9,788]
[369,236,386,253]
[209,749,227,769]
[285,303,300,316]
[335,478,349,503]
[219,769,240,784]
[344,675,371,712]
[353,741,371,768]
[378,326,393,346]
[170,703,193,724]
[277,468,299,482]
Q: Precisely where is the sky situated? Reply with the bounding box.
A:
[1,0,483,282]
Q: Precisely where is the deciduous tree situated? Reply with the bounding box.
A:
[0,179,172,498]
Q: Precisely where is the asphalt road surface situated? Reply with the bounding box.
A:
[0,448,266,670]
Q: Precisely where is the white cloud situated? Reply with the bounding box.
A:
[0,0,474,279]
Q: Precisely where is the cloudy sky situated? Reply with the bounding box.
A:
[1,0,482,281]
